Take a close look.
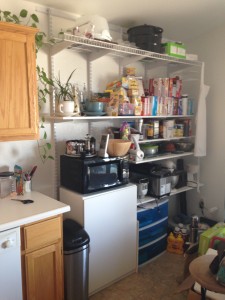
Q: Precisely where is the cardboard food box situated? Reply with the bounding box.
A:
[198,223,225,255]
[162,42,186,59]
[106,77,139,90]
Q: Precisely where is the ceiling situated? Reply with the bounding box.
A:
[27,0,225,42]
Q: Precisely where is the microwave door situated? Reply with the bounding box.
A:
[88,164,118,189]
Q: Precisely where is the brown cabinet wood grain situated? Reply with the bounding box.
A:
[0,22,39,141]
[21,216,64,300]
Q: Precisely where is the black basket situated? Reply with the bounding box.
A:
[127,24,163,53]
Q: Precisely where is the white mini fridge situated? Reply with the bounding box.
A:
[60,184,137,295]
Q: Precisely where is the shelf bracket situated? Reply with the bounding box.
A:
[88,49,112,61]
[120,55,144,67]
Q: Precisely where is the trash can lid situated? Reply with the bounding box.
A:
[63,219,90,251]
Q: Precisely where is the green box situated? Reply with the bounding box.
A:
[162,42,186,59]
[198,223,225,255]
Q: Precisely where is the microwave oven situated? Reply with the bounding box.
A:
[60,155,129,194]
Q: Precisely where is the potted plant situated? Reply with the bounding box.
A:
[54,69,76,102]
[54,69,80,115]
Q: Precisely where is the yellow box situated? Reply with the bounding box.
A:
[127,89,139,97]
[124,67,136,76]
[128,78,139,89]
[198,223,225,255]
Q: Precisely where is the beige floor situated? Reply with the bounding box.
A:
[90,251,188,300]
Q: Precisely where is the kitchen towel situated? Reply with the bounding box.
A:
[194,62,210,157]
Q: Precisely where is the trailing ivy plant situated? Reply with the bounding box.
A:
[0,8,54,163]
[0,9,46,52]
[36,66,55,163]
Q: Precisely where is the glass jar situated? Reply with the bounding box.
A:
[0,172,16,198]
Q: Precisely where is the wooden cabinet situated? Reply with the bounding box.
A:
[21,215,64,300]
[0,22,39,141]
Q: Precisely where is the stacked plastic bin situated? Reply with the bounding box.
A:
[137,199,168,266]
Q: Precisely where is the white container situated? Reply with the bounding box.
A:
[181,94,188,115]
[163,120,174,138]
[24,180,32,193]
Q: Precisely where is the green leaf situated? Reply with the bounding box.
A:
[31,13,39,23]
[48,156,54,160]
[12,14,20,23]
[43,131,47,139]
[46,143,51,150]
[3,11,11,17]
[20,9,28,18]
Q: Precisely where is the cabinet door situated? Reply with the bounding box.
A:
[0,22,39,141]
[25,242,63,300]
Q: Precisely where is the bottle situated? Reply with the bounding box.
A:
[85,134,91,155]
[181,228,188,244]
[189,215,199,244]
[173,226,180,238]
[167,232,176,253]
[83,83,88,111]
[181,94,188,115]
[90,137,96,155]
[175,234,184,255]
[147,122,154,139]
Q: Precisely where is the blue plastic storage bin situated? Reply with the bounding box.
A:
[138,235,167,265]
[139,217,168,247]
[137,200,168,228]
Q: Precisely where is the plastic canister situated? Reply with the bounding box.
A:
[0,172,16,198]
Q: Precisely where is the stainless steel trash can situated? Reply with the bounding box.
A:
[63,219,90,300]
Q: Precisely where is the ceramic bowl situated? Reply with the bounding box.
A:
[86,102,104,112]
[107,139,131,157]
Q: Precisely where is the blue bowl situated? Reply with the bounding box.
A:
[86,102,104,112]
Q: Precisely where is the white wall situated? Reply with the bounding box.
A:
[1,0,225,223]
[0,0,55,197]
[186,26,225,221]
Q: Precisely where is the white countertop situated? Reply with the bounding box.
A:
[0,191,70,231]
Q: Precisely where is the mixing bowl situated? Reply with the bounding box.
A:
[107,139,131,157]
[140,144,158,157]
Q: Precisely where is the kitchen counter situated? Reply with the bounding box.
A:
[0,191,70,231]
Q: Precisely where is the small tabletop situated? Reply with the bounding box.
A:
[189,255,225,294]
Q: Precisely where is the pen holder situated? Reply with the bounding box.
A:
[24,180,32,193]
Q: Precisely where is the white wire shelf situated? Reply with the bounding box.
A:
[130,151,194,164]
[136,183,204,206]
[45,114,195,122]
[50,33,203,67]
